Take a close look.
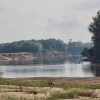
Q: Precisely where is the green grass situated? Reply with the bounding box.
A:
[54,82,100,90]
[0,78,100,90]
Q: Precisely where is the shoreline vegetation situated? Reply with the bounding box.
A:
[82,11,100,63]
[0,38,92,65]
[0,77,100,99]
[0,39,68,65]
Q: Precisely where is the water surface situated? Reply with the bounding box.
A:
[0,62,99,78]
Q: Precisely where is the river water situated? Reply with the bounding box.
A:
[0,62,99,78]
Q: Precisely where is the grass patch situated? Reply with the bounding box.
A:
[0,95,28,100]
[48,88,94,99]
[54,82,100,90]
[0,78,98,90]
[48,90,78,99]
[0,78,98,99]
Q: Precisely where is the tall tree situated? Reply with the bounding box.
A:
[89,11,100,61]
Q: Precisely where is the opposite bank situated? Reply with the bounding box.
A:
[0,52,67,65]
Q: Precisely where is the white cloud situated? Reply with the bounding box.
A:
[0,0,99,43]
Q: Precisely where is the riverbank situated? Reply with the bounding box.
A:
[0,77,100,99]
[7,77,100,84]
[0,52,67,65]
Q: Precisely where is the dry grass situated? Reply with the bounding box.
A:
[48,88,95,99]
[0,78,99,99]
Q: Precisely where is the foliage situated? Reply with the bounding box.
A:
[89,11,100,61]
[0,39,67,53]
[82,47,95,59]
[82,10,100,62]
[81,48,89,57]
[89,11,100,44]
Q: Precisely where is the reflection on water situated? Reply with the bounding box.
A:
[87,63,100,77]
[0,62,99,78]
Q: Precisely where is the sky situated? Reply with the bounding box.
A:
[0,0,100,43]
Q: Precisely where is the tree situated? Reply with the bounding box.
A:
[89,10,100,62]
[0,39,67,53]
[81,48,89,57]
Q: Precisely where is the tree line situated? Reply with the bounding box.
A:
[0,39,67,53]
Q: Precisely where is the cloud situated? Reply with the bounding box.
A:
[46,17,81,33]
[0,0,99,43]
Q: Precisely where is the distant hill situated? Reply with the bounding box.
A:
[0,39,67,53]
[0,39,93,57]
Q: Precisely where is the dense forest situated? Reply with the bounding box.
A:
[0,39,67,53]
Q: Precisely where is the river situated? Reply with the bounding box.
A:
[0,62,99,78]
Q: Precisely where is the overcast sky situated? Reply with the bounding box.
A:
[0,0,100,43]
